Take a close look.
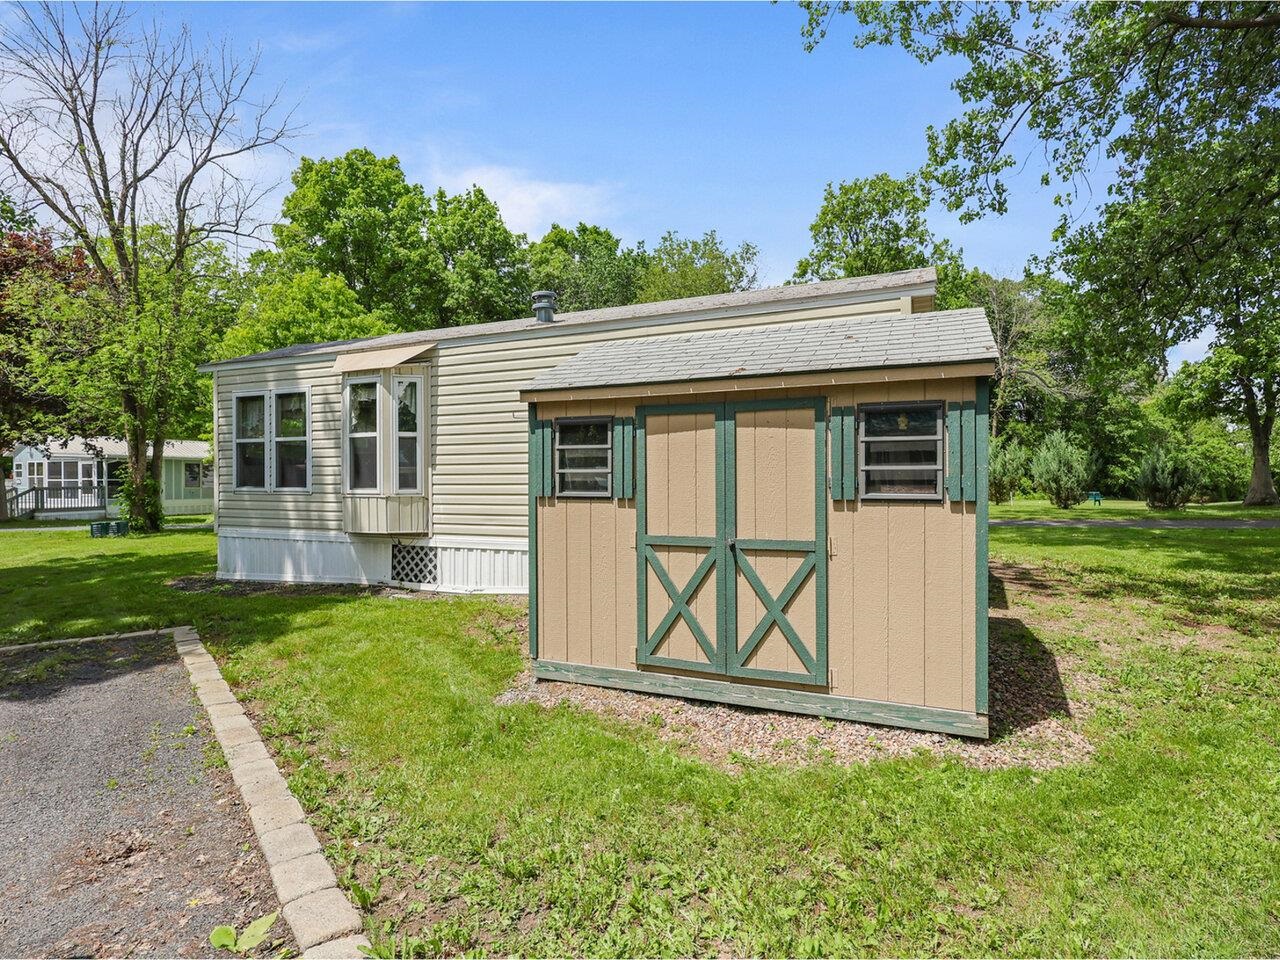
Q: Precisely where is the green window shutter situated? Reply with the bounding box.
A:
[612,417,635,499]
[541,420,554,497]
[829,409,844,501]
[961,400,977,502]
[946,402,962,502]
[843,407,857,500]
[529,417,554,498]
[829,407,856,501]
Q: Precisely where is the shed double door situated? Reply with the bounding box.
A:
[636,399,828,686]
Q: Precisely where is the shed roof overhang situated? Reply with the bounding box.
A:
[331,343,435,373]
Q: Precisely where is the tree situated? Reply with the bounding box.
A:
[275,149,435,330]
[637,230,758,303]
[798,2,1280,504]
[793,173,978,308]
[425,186,530,326]
[0,3,294,530]
[529,222,646,312]
[1031,431,1089,509]
[219,269,391,360]
[0,222,95,521]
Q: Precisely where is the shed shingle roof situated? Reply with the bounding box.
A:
[522,308,996,394]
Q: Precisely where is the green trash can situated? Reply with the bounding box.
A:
[109,520,129,536]
[89,521,110,538]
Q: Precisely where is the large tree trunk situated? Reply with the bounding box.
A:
[1244,429,1279,505]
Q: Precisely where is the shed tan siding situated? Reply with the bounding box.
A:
[433,295,917,540]
[534,379,978,714]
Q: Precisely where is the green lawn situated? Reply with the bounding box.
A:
[0,513,212,531]
[2,528,1278,956]
[991,497,1280,521]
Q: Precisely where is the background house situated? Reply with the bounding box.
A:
[7,437,213,520]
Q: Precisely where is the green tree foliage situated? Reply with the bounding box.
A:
[424,186,530,327]
[219,269,391,360]
[275,149,436,330]
[14,230,241,523]
[529,222,646,312]
[988,436,1030,504]
[637,230,759,303]
[793,173,978,308]
[799,1,1280,504]
[1137,442,1199,511]
[1031,430,1089,508]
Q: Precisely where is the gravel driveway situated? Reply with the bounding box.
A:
[0,633,290,958]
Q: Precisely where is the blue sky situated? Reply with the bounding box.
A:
[162,1,1079,285]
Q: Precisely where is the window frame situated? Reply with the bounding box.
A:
[554,416,613,499]
[232,390,269,492]
[183,461,203,489]
[392,374,425,495]
[272,386,313,493]
[344,376,383,495]
[857,401,945,502]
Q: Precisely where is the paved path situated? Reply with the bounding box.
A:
[0,633,289,957]
[992,518,1280,528]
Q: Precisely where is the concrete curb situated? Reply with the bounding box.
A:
[174,626,370,958]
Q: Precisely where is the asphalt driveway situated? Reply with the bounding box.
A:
[0,633,289,958]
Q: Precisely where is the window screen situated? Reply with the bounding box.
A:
[234,394,267,488]
[394,377,421,493]
[274,391,309,489]
[859,402,944,499]
[347,381,379,491]
[554,417,611,497]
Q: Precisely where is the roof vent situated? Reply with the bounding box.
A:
[532,290,558,323]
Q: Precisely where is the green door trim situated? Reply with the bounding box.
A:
[635,396,829,688]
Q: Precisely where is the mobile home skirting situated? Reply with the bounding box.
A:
[216,527,527,593]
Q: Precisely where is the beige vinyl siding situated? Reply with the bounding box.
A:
[433,295,915,540]
[535,380,977,714]
[214,358,343,532]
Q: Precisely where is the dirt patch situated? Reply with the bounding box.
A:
[168,574,372,599]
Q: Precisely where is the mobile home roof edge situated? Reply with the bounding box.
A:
[198,267,937,373]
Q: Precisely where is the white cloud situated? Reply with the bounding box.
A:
[417,158,619,238]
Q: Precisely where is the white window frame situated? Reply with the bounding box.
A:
[392,375,425,495]
[231,387,312,493]
[232,391,269,491]
[344,377,382,495]
[271,385,313,493]
[554,416,613,498]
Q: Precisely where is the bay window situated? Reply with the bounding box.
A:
[347,380,380,492]
[394,376,422,493]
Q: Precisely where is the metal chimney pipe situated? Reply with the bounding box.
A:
[532,290,558,323]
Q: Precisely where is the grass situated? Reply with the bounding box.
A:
[991,497,1280,521]
[0,513,212,530]
[2,528,1279,956]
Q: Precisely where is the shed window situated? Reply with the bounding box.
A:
[234,394,267,489]
[859,402,943,499]
[347,380,380,492]
[274,390,310,489]
[555,417,612,497]
[394,376,422,493]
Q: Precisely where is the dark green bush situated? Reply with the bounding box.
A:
[116,470,164,532]
[1031,431,1089,508]
[1138,443,1199,510]
[989,437,1030,504]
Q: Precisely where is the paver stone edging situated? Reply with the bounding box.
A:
[172,625,370,958]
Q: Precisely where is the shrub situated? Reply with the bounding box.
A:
[116,470,164,532]
[989,437,1030,504]
[1031,431,1089,508]
[1137,442,1199,510]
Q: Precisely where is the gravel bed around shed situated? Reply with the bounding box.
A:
[498,566,1098,771]
[0,633,292,958]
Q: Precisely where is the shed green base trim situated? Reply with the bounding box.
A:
[532,660,989,738]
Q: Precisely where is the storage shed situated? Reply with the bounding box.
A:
[521,307,998,737]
